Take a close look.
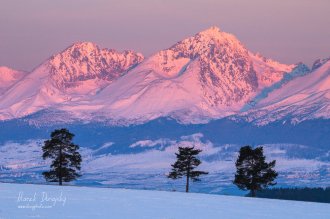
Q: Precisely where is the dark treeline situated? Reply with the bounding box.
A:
[249,187,330,203]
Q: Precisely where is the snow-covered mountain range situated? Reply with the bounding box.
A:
[0,42,144,121]
[0,26,329,125]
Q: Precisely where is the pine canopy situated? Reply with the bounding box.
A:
[168,146,208,192]
[42,128,82,185]
[234,145,278,197]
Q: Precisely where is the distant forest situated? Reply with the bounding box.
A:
[249,187,330,203]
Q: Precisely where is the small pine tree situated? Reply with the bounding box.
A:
[168,146,208,192]
[234,145,278,197]
[42,128,82,185]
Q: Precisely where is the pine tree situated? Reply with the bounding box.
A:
[42,128,82,185]
[234,145,278,197]
[168,146,208,192]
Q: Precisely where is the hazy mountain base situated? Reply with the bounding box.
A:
[0,117,329,194]
[1,115,330,150]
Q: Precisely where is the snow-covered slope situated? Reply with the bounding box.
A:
[0,183,329,219]
[242,59,330,124]
[241,63,311,112]
[0,66,26,94]
[0,43,143,120]
[249,52,295,89]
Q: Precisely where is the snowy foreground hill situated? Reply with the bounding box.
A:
[0,183,329,219]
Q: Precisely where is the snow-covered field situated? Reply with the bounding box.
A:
[1,135,329,194]
[0,183,329,219]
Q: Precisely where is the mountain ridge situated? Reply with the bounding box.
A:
[0,26,328,125]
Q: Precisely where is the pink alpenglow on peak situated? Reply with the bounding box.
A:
[0,66,27,94]
[0,43,144,120]
[89,27,295,124]
[198,26,222,36]
[48,42,144,89]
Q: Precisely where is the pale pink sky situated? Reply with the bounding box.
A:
[1,0,330,71]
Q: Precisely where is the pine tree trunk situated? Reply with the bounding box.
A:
[59,146,63,186]
[251,189,256,197]
[186,170,190,193]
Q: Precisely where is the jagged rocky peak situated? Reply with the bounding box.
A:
[199,26,221,35]
[170,26,249,59]
[153,26,258,105]
[48,42,144,88]
[64,41,99,56]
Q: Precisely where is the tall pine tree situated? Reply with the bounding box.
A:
[168,146,208,192]
[42,128,82,185]
[234,145,278,197]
